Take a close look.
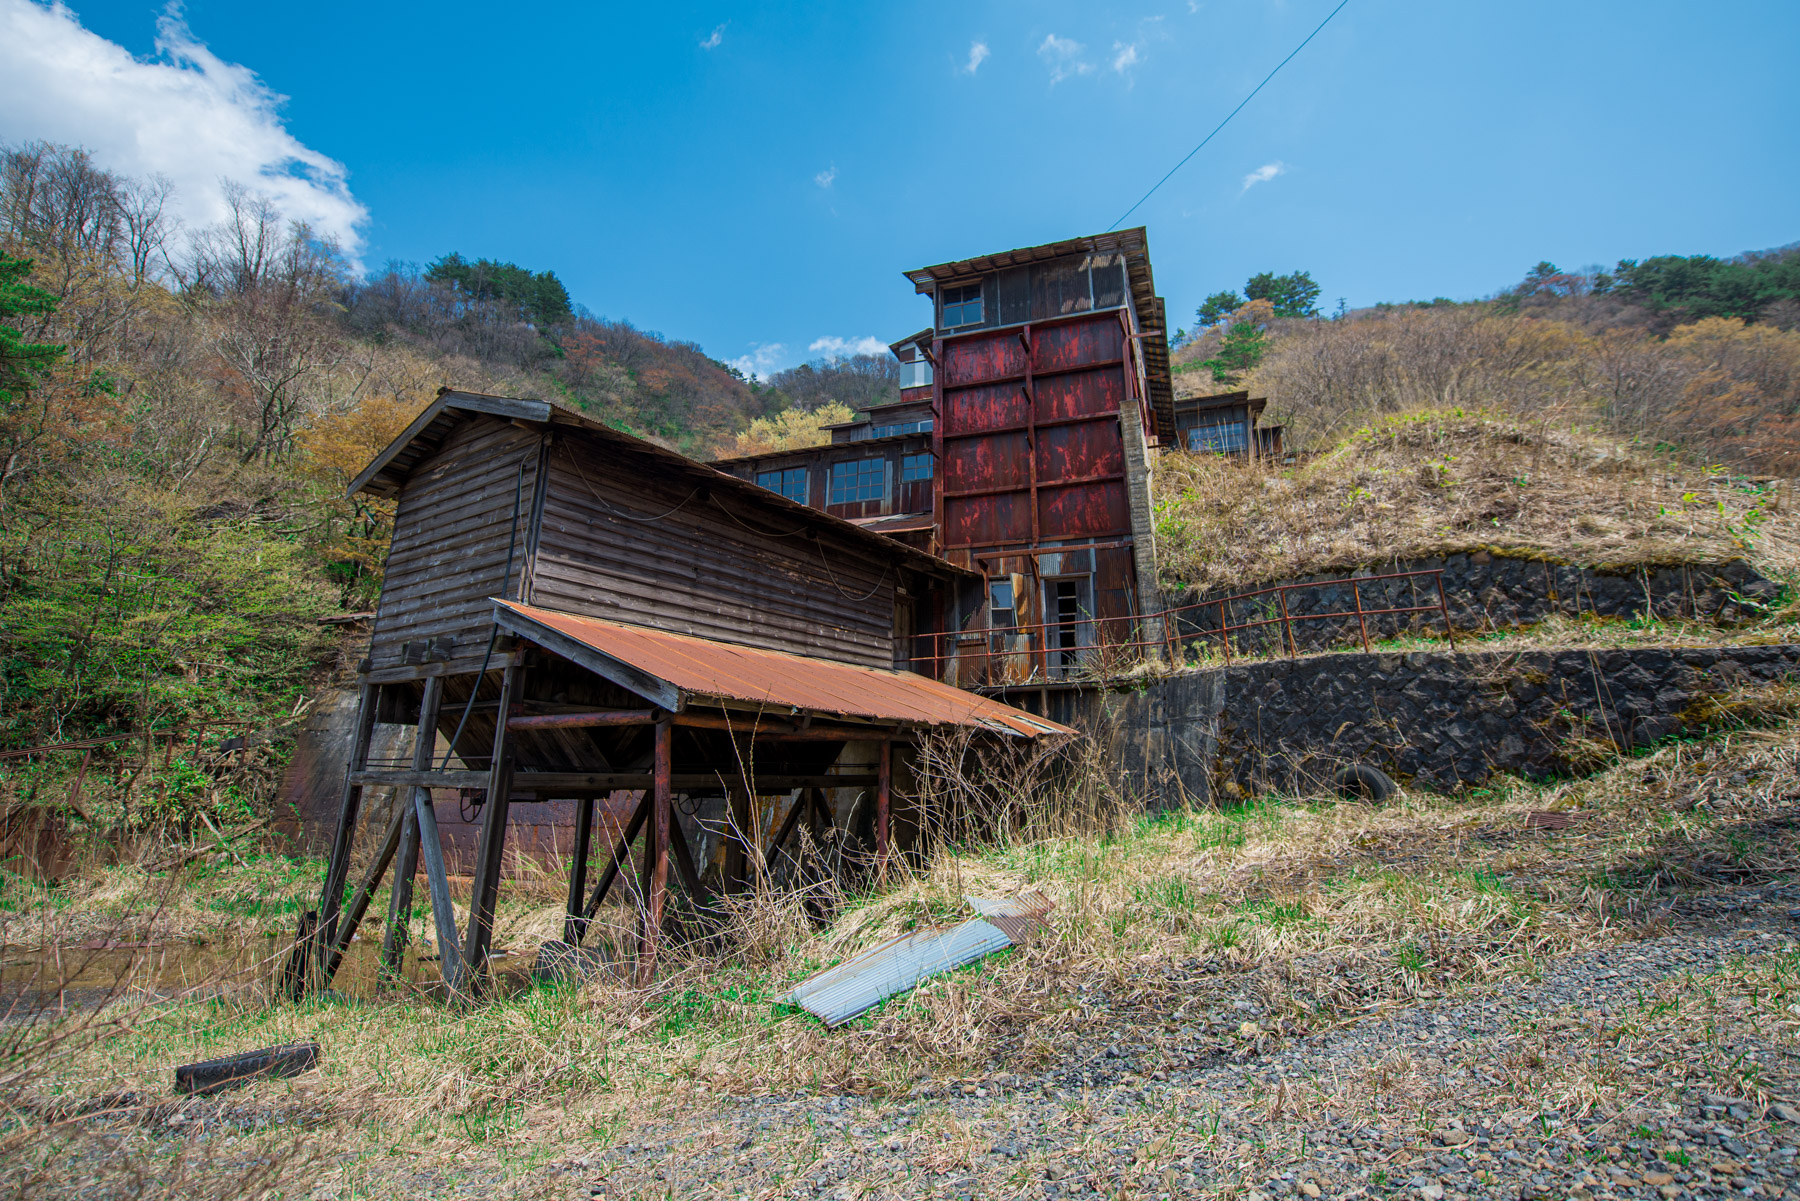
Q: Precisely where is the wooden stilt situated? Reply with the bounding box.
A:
[414,780,465,994]
[876,739,892,879]
[725,786,750,893]
[382,675,441,978]
[462,663,521,995]
[315,682,378,981]
[582,790,649,935]
[667,809,709,906]
[324,801,408,982]
[763,789,807,873]
[563,793,596,945]
[638,718,671,985]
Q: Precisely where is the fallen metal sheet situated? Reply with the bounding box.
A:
[781,918,1011,1027]
[966,891,1055,944]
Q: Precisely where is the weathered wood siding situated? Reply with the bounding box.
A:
[529,436,897,667]
[368,416,544,671]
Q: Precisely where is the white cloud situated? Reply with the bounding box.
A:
[809,335,888,359]
[964,40,990,74]
[1037,34,1092,84]
[0,1,368,262]
[1241,161,1288,192]
[1111,42,1141,74]
[700,23,725,49]
[730,342,787,381]
[814,164,837,188]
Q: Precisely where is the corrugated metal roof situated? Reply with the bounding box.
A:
[780,918,1012,1027]
[491,600,1075,738]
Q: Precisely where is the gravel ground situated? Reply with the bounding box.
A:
[568,884,1800,1200]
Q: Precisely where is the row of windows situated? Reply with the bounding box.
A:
[1184,418,1250,455]
[870,418,932,439]
[755,455,935,506]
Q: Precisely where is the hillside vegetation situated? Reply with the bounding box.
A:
[1159,248,1800,591]
[0,143,896,760]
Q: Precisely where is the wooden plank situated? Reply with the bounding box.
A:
[382,674,443,976]
[876,739,891,877]
[359,653,523,687]
[414,780,466,995]
[581,790,650,932]
[349,768,490,789]
[640,719,672,984]
[490,608,683,711]
[324,799,407,982]
[508,709,658,730]
[563,794,595,945]
[667,809,709,907]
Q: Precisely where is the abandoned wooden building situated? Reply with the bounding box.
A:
[308,388,1071,996]
[716,226,1182,690]
[1170,389,1284,460]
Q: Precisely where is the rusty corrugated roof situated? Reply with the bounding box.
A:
[492,600,1073,738]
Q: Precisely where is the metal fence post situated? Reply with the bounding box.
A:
[1352,579,1371,653]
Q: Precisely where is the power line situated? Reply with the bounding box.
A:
[1108,0,1352,232]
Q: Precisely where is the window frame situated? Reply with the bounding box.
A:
[827,457,886,505]
[900,453,934,483]
[755,466,808,505]
[940,283,984,329]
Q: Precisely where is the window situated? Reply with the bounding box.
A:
[899,356,933,389]
[1185,417,1250,455]
[1047,578,1093,677]
[941,283,983,328]
[755,466,808,505]
[900,453,933,483]
[871,418,933,439]
[988,579,1016,652]
[829,458,885,504]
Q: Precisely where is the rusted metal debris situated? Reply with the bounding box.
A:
[781,892,1054,1027]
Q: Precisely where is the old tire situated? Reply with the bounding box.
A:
[1332,764,1397,803]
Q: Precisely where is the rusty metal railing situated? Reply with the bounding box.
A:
[908,567,1456,675]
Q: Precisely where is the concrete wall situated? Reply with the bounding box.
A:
[1170,554,1781,658]
[1080,643,1800,804]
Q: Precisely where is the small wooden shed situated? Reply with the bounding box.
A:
[309,389,1071,996]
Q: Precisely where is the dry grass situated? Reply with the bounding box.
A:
[1154,409,1799,593]
[9,708,1800,1196]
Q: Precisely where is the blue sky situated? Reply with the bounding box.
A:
[3,0,1796,378]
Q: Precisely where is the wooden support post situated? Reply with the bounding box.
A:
[462,664,521,995]
[582,791,650,934]
[667,810,709,907]
[383,675,442,977]
[563,794,595,945]
[876,740,892,879]
[638,718,672,985]
[763,789,807,873]
[414,785,464,995]
[324,801,408,982]
[315,682,378,982]
[724,786,750,893]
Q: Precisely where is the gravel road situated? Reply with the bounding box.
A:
[572,884,1800,1200]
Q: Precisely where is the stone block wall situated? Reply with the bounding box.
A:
[1077,643,1800,805]
[1168,554,1781,659]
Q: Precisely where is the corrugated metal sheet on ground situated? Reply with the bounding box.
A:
[491,600,1073,738]
[780,919,1012,1027]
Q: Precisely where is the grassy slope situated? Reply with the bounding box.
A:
[9,702,1800,1196]
[1154,409,1800,594]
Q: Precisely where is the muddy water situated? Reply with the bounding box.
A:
[0,937,538,1013]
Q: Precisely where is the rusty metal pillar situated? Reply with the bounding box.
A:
[638,718,672,985]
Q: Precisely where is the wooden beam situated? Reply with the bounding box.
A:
[315,683,377,983]
[667,809,709,908]
[639,718,673,986]
[350,769,489,790]
[382,674,442,977]
[413,777,465,996]
[462,663,521,994]
[508,709,659,731]
[511,771,880,793]
[324,800,408,982]
[581,790,649,934]
[764,791,808,873]
[361,650,525,686]
[876,739,892,878]
[563,793,595,945]
[490,605,683,711]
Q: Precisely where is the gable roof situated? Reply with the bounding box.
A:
[349,388,976,580]
[901,226,1175,443]
[492,600,1072,738]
